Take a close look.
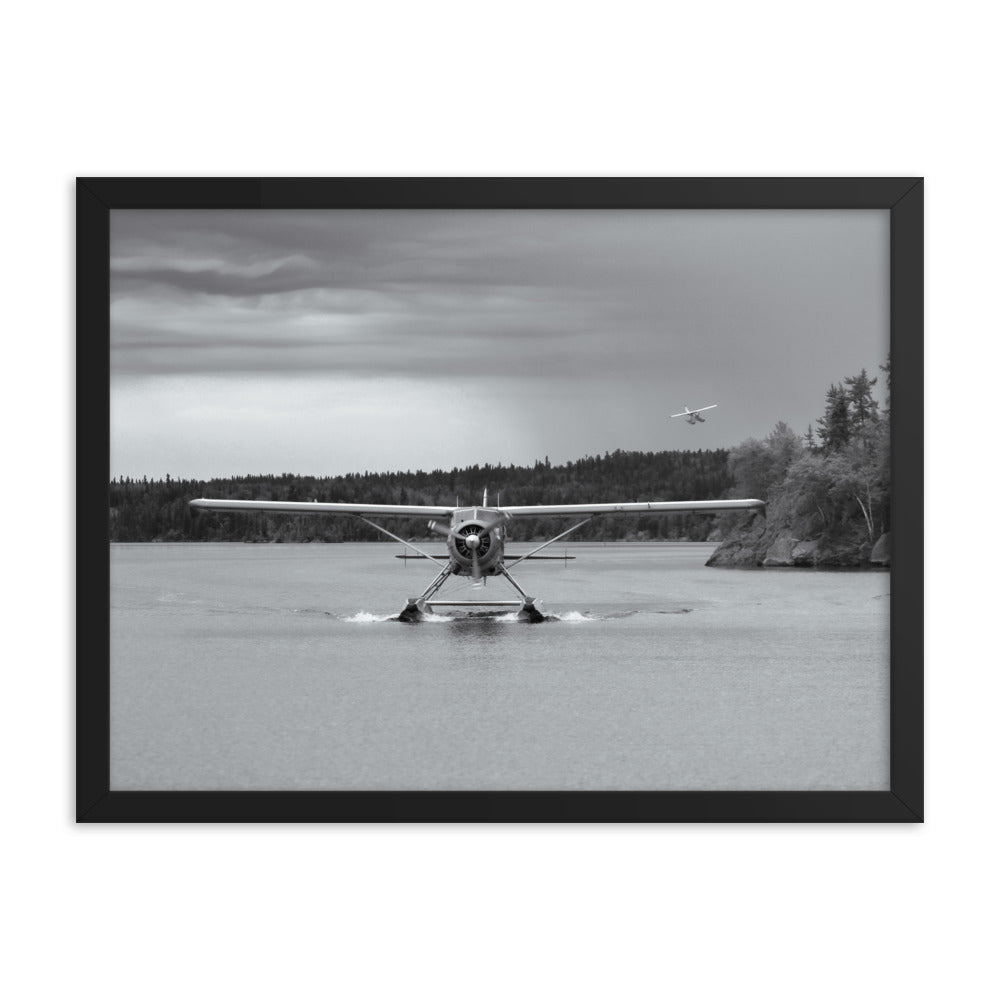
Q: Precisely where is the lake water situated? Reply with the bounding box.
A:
[109,542,890,791]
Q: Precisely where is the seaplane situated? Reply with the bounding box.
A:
[189,489,764,622]
[670,404,718,425]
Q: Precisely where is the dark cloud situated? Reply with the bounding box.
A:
[115,211,885,376]
[111,211,636,379]
[111,209,889,477]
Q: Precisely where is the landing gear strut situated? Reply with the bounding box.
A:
[397,560,545,623]
[498,565,544,623]
[398,561,455,622]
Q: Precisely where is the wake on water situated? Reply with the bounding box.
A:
[270,607,690,624]
[339,609,667,624]
[343,611,406,623]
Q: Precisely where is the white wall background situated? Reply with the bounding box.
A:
[5,2,992,997]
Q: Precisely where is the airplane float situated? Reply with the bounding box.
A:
[190,489,764,621]
[671,404,718,424]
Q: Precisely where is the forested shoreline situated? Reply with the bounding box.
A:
[109,449,734,544]
[708,363,891,567]
[110,361,890,566]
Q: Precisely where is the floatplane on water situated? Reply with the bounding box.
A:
[189,490,764,621]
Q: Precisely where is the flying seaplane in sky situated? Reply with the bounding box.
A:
[190,488,764,621]
[671,404,718,425]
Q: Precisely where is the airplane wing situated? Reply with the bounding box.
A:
[498,499,763,517]
[189,497,765,519]
[189,498,454,517]
[670,404,718,417]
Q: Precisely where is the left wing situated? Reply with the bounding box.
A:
[189,499,454,517]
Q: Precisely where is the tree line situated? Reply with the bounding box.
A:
[109,448,735,544]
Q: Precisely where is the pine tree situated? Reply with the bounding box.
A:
[844,368,879,430]
[816,383,851,451]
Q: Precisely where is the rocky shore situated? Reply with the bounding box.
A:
[706,512,890,569]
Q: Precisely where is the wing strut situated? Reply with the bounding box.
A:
[356,516,448,568]
[504,517,596,569]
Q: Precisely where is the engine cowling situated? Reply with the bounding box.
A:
[445,514,506,577]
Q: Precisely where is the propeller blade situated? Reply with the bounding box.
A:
[478,512,511,535]
[428,520,452,537]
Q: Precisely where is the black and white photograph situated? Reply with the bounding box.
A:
[23,2,1000,996]
[103,194,900,800]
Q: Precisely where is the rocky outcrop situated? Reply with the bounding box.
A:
[706,507,889,569]
[706,513,768,567]
[762,534,799,566]
[791,539,820,564]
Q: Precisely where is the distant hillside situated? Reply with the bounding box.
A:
[109,448,734,544]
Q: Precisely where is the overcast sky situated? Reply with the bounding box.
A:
[110,208,889,481]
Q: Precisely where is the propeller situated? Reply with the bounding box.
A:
[464,530,483,584]
[427,512,511,584]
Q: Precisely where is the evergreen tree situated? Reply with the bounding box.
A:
[844,368,879,430]
[816,383,852,451]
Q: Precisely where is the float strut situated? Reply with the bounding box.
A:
[398,562,455,622]
[498,565,545,623]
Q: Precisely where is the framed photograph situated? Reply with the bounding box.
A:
[78,177,922,822]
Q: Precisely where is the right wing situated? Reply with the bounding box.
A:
[669,403,718,417]
[498,499,763,517]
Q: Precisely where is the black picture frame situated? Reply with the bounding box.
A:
[78,177,923,822]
